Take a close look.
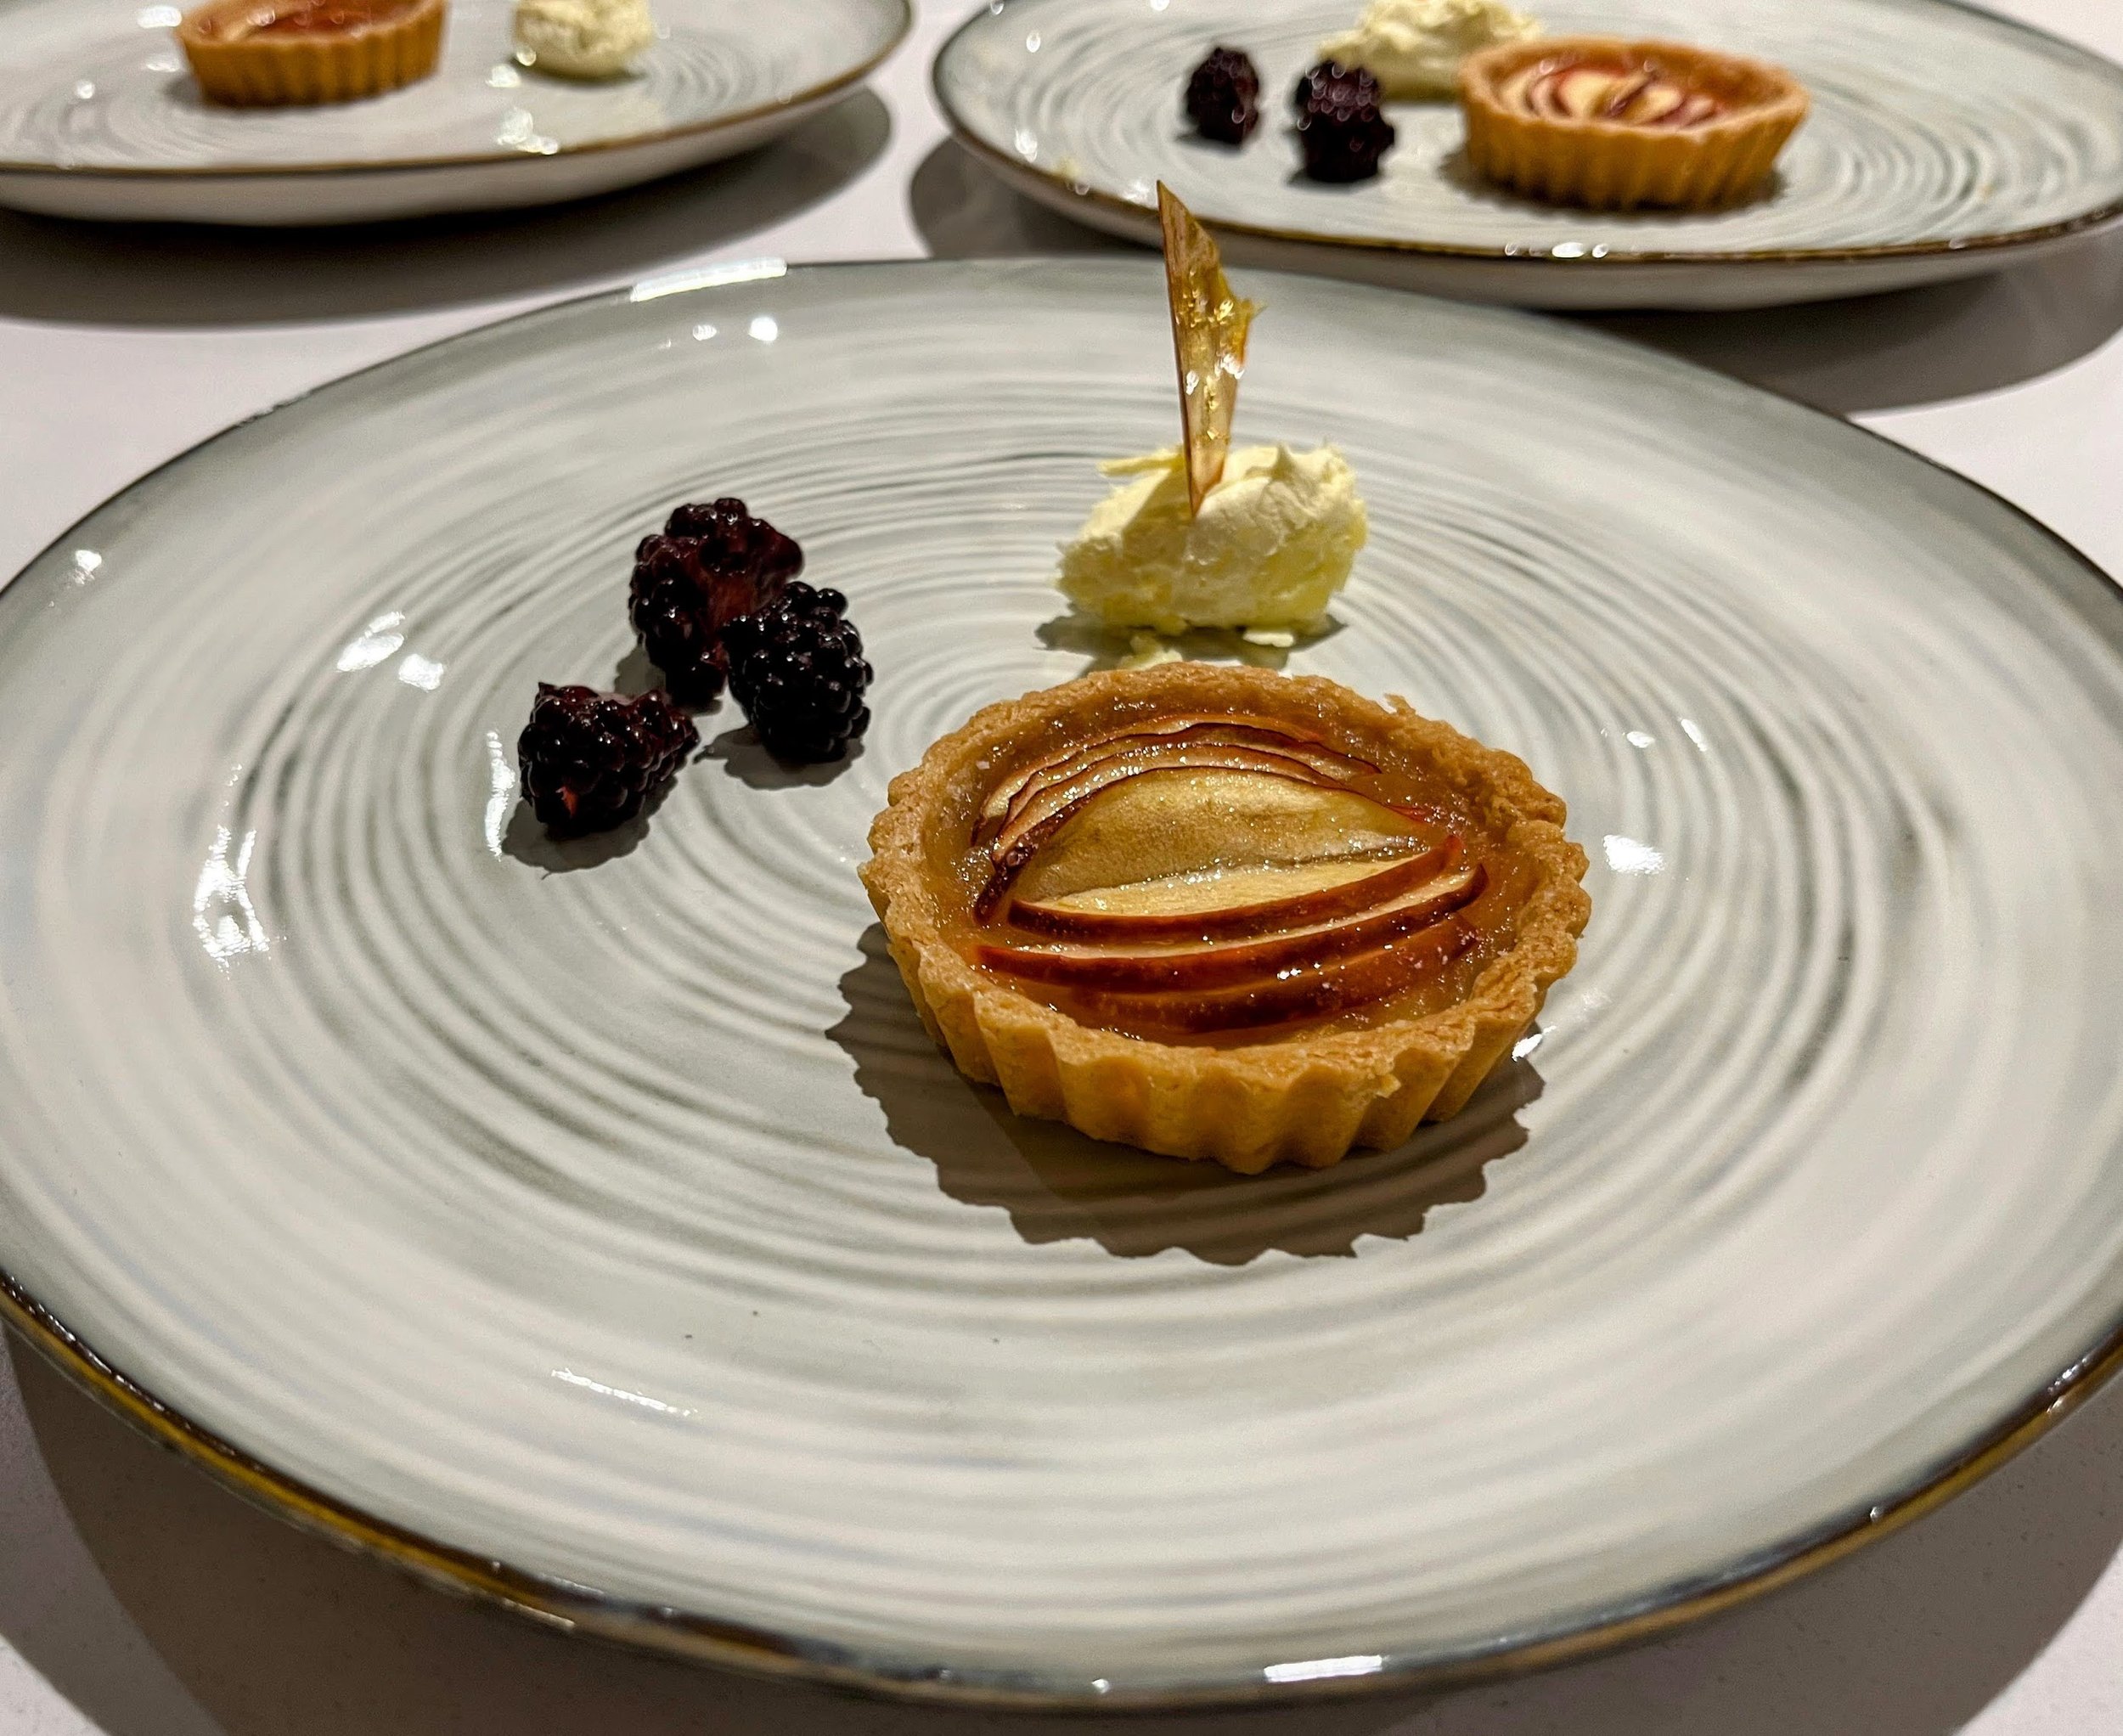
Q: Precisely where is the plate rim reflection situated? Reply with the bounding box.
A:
[3,259,2123,1710]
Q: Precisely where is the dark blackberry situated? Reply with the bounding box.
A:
[722,583,874,765]
[1292,60,1396,182]
[1185,46,1260,144]
[517,683,698,836]
[627,498,803,703]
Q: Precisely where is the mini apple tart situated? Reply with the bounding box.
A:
[862,663,1590,1174]
[1458,36,1807,211]
[177,0,446,106]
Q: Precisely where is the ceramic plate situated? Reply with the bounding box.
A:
[0,0,907,223]
[7,259,2123,1708]
[933,0,2123,309]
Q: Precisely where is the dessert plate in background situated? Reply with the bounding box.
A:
[5,260,2123,1706]
[0,0,908,223]
[933,0,2123,308]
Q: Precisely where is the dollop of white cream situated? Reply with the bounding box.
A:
[514,0,656,79]
[1056,444,1367,635]
[1320,0,1540,99]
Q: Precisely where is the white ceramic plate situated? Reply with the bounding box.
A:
[6,259,2123,1709]
[933,0,2123,309]
[0,0,907,223]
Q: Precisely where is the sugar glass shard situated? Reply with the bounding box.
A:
[1158,183,1259,516]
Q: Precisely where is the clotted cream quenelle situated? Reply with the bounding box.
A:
[1056,443,1366,635]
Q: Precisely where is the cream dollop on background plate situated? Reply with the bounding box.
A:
[1056,443,1368,635]
[1320,0,1540,99]
[514,0,656,78]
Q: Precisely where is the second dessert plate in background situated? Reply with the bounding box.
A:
[934,0,2123,307]
[0,0,908,223]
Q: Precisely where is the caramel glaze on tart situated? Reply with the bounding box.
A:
[863,664,1591,1173]
[1459,37,1808,211]
[177,0,445,105]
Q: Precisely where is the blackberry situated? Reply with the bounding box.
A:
[628,498,803,703]
[723,583,874,765]
[1292,60,1396,183]
[1185,46,1260,144]
[517,683,698,836]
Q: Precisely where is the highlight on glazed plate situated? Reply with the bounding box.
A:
[1180,1,1808,206]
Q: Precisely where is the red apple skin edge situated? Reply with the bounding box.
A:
[985,729,1373,839]
[974,865,1486,993]
[977,714,1375,831]
[1053,916,1483,1037]
[1007,838,1461,943]
[989,744,1351,860]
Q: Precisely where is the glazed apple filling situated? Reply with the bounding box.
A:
[1496,56,1729,128]
[957,713,1535,1040]
[206,0,418,37]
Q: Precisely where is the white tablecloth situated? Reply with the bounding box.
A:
[3,3,2121,1729]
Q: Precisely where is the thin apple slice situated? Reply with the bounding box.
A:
[990,741,1352,865]
[1061,916,1480,1037]
[1009,839,1460,941]
[994,768,1431,916]
[986,723,1370,841]
[977,863,1484,992]
[977,713,1368,832]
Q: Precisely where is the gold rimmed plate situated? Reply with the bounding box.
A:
[932,0,2123,308]
[5,261,2123,1705]
[0,0,908,223]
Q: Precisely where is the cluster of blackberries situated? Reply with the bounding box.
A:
[1183,46,1397,183]
[517,499,873,837]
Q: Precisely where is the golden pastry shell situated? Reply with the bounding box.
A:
[860,664,1591,1175]
[177,0,447,106]
[1457,36,1809,212]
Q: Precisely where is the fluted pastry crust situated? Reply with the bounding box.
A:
[862,664,1591,1174]
[1459,37,1808,211]
[177,0,447,105]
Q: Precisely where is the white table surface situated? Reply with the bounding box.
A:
[4,3,2123,1730]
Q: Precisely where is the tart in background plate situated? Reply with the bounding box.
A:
[177,0,448,105]
[1458,35,1807,210]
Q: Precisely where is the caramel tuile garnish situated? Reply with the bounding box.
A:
[1158,183,1259,517]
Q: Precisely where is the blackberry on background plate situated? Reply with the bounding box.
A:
[1185,46,1261,144]
[724,583,874,765]
[628,497,803,703]
[518,683,698,836]
[1292,60,1396,182]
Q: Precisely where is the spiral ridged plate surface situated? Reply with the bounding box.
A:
[4,261,2123,1700]
[0,0,905,217]
[935,0,2123,296]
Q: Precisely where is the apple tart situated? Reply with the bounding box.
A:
[1459,37,1807,210]
[862,664,1590,1173]
[177,0,446,105]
